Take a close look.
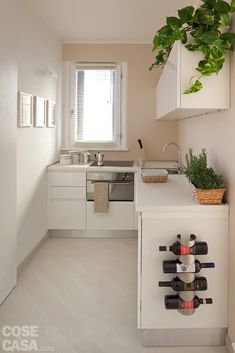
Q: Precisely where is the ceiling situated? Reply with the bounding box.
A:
[27,0,196,43]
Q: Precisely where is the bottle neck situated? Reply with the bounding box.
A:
[159,281,171,287]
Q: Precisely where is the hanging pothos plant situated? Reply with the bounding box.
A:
[150,0,235,94]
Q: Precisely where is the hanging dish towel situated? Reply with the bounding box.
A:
[94,182,109,213]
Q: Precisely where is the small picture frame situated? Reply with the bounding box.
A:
[46,100,56,127]
[33,96,46,127]
[17,91,33,127]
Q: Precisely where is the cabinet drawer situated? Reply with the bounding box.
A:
[87,201,134,230]
[49,187,86,199]
[49,172,86,187]
[48,199,86,229]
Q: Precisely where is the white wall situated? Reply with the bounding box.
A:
[17,0,62,265]
[0,0,18,302]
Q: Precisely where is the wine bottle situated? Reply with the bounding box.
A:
[164,295,213,310]
[159,276,207,291]
[162,259,215,273]
[159,240,208,255]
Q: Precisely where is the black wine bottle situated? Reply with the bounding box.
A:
[159,276,207,291]
[164,295,213,310]
[159,240,208,255]
[162,259,215,273]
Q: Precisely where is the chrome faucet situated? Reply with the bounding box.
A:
[163,142,182,167]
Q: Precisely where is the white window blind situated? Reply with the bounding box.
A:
[73,63,120,144]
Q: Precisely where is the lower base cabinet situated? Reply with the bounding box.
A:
[48,171,137,231]
[48,199,86,229]
[139,211,228,330]
[87,201,134,230]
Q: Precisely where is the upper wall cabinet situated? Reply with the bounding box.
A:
[155,41,230,120]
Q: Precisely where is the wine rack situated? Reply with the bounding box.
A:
[159,234,214,315]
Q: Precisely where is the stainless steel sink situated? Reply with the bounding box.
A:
[141,165,185,175]
[166,167,185,175]
[90,160,134,167]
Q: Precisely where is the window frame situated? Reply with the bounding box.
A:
[63,61,128,151]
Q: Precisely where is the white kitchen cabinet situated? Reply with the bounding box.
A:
[140,214,228,329]
[137,209,228,345]
[156,41,230,120]
[48,171,86,229]
[48,199,86,229]
[48,169,137,232]
[87,201,134,230]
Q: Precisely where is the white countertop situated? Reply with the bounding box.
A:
[135,172,228,213]
[47,163,228,214]
[47,162,138,173]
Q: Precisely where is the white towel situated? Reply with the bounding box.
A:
[94,182,109,213]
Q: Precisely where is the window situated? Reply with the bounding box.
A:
[68,62,127,150]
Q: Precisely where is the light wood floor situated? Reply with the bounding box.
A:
[0,238,227,353]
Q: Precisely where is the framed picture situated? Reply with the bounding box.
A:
[46,100,56,127]
[33,96,46,127]
[17,92,33,127]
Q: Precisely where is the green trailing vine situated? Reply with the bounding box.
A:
[150,0,235,94]
[184,148,224,189]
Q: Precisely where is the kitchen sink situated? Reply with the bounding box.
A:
[90,160,134,167]
[142,166,185,175]
[166,167,185,175]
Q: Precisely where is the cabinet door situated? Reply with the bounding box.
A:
[140,216,228,329]
[156,43,180,119]
[48,199,86,229]
[180,44,230,110]
[87,201,134,230]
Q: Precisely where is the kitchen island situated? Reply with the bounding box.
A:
[135,172,229,346]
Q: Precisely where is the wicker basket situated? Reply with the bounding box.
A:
[193,188,226,205]
[142,175,168,183]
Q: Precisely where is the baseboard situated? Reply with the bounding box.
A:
[226,335,235,353]
[141,328,227,346]
[17,232,49,275]
[49,229,137,238]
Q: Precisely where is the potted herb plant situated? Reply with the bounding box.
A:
[150,0,235,93]
[184,148,226,204]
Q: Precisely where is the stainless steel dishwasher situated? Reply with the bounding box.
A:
[86,172,134,201]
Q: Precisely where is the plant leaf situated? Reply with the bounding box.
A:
[185,44,200,51]
[219,13,231,27]
[166,16,181,29]
[214,0,230,14]
[180,30,187,44]
[200,31,219,44]
[152,34,161,50]
[213,38,224,50]
[178,6,194,24]
[201,0,216,10]
[184,79,203,94]
[209,46,225,62]
[231,0,235,12]
[196,60,214,75]
[221,32,235,41]
[194,7,214,25]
